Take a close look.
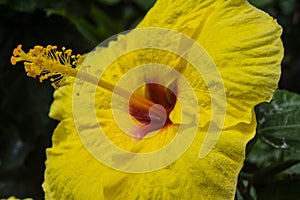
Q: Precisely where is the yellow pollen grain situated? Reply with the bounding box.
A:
[13,49,19,57]
[10,56,17,65]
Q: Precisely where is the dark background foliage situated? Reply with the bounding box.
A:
[0,0,299,199]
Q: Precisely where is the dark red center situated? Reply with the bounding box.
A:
[129,82,177,138]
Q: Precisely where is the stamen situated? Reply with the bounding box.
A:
[11,44,81,88]
[10,44,164,120]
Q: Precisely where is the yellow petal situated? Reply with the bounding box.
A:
[48,84,73,121]
[44,113,256,199]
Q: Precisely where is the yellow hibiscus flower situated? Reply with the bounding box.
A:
[11,0,283,199]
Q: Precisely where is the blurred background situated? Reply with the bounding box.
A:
[0,0,299,199]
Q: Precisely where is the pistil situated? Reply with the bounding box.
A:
[11,45,165,119]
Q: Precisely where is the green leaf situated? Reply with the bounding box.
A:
[255,89,300,152]
[252,159,300,183]
[90,5,123,36]
[279,0,296,15]
[96,0,121,5]
[133,0,156,11]
[46,8,100,45]
[257,179,300,200]
[249,0,274,8]
[9,0,38,12]
[0,0,9,5]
